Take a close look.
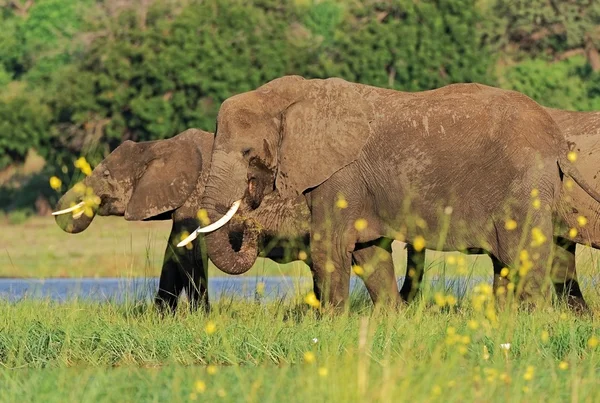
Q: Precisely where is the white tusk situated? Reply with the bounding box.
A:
[52,201,85,216]
[177,200,242,247]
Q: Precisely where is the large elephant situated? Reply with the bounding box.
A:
[53,128,316,312]
[185,76,600,310]
[401,106,600,312]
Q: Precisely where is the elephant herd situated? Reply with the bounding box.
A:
[53,77,600,314]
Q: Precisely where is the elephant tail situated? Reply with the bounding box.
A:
[557,154,600,205]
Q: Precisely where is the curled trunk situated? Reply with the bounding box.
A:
[203,205,259,275]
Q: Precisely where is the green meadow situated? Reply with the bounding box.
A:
[0,217,600,402]
[0,296,599,402]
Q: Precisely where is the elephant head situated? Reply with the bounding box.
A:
[187,76,374,274]
[54,129,213,233]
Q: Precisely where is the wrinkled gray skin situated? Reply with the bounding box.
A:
[54,129,312,313]
[198,76,600,310]
[402,107,600,312]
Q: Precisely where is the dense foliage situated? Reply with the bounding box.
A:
[1,0,599,213]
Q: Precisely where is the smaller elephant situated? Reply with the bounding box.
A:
[53,128,319,313]
[54,129,214,312]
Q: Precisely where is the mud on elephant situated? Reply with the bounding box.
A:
[185,76,600,311]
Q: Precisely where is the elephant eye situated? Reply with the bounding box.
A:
[242,148,253,158]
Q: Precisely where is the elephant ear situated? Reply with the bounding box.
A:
[276,78,374,198]
[124,139,203,221]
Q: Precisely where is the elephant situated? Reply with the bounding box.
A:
[400,106,600,312]
[53,128,316,313]
[53,129,214,312]
[183,75,600,310]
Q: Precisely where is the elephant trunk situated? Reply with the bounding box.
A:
[201,152,259,275]
[54,181,96,234]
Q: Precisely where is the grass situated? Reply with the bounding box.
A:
[2,216,600,401]
[0,293,599,402]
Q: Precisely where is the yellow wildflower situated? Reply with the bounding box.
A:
[500,267,510,277]
[569,228,578,238]
[588,336,599,348]
[255,282,265,296]
[530,189,539,197]
[567,151,577,162]
[197,209,210,226]
[541,330,549,343]
[325,261,335,273]
[413,236,426,252]
[446,295,457,307]
[565,178,574,190]
[354,218,368,231]
[523,366,535,381]
[352,265,365,277]
[531,227,547,247]
[304,292,320,308]
[446,255,456,265]
[504,219,517,230]
[500,372,511,384]
[49,176,62,190]
[558,361,568,371]
[577,215,588,227]
[431,385,442,396]
[207,365,217,375]
[532,198,541,209]
[482,345,490,361]
[507,283,515,291]
[180,231,193,250]
[73,182,86,195]
[194,380,206,393]
[434,292,446,307]
[217,389,226,398]
[336,196,348,209]
[303,351,316,364]
[74,157,93,176]
[318,367,328,377]
[298,251,308,261]
[467,320,479,330]
[205,321,216,335]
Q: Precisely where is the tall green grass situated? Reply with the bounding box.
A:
[0,292,598,402]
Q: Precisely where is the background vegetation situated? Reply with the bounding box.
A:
[1,0,599,216]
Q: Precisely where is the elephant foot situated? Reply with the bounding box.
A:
[154,295,178,316]
[565,295,590,315]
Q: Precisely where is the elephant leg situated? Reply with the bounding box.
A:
[496,217,553,308]
[309,218,353,310]
[155,221,209,314]
[552,239,588,313]
[183,235,209,314]
[490,254,511,308]
[155,246,185,314]
[352,238,401,307]
[399,243,426,303]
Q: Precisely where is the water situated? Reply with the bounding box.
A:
[0,276,498,303]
